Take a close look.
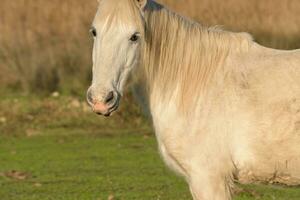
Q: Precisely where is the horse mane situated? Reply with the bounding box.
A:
[141,1,253,109]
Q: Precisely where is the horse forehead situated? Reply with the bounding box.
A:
[93,18,137,37]
[94,0,140,28]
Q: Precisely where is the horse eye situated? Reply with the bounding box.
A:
[90,28,97,37]
[130,33,139,42]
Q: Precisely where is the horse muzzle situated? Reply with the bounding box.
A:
[86,88,120,117]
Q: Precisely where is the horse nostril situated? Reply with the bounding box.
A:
[105,91,115,104]
[87,89,93,104]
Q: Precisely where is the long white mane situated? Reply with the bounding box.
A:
[141,1,253,109]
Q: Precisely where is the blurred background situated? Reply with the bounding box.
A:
[0,0,299,199]
[1,0,300,94]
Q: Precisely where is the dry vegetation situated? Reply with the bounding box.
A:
[163,0,300,48]
[0,0,299,93]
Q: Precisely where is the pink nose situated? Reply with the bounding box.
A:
[92,102,110,114]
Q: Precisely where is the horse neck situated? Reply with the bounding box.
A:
[139,1,252,113]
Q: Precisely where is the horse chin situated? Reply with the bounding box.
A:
[103,112,112,117]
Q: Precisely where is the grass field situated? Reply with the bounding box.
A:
[1,94,300,200]
[1,129,300,200]
[0,132,192,200]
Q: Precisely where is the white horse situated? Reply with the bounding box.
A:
[86,0,300,199]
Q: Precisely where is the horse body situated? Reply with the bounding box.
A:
[149,43,300,199]
[232,46,300,185]
[148,39,300,197]
[87,0,300,199]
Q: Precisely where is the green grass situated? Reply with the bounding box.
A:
[0,131,192,200]
[0,93,300,199]
[1,132,300,200]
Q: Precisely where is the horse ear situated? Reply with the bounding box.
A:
[135,0,147,10]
